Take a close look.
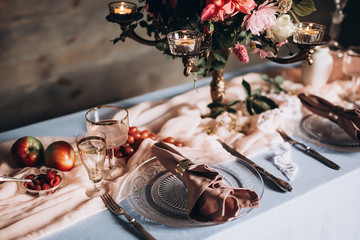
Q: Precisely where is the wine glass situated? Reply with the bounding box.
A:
[342,46,360,105]
[328,0,348,50]
[85,105,129,180]
[76,131,108,198]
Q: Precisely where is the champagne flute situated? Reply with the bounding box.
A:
[342,46,360,105]
[85,105,129,180]
[76,131,108,198]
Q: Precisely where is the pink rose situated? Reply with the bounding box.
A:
[242,1,277,36]
[201,0,235,22]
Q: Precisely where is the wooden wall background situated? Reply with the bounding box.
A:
[0,0,333,132]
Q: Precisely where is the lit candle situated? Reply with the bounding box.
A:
[167,30,203,56]
[293,22,325,45]
[108,1,136,17]
[114,4,132,15]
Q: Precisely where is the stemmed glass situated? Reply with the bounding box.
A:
[328,0,348,50]
[85,105,129,180]
[76,131,108,198]
[342,46,360,105]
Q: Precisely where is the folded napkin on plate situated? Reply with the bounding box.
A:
[152,142,259,223]
[298,93,360,142]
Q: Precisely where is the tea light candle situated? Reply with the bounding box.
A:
[108,1,136,16]
[167,30,203,56]
[293,22,325,45]
[174,36,196,52]
[114,5,132,15]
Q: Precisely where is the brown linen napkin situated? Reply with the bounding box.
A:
[298,93,360,142]
[152,142,259,223]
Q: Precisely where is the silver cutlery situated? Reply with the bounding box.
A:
[277,128,340,170]
[100,193,156,240]
[218,140,293,192]
[0,175,33,183]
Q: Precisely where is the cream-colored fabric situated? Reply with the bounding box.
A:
[0,73,351,239]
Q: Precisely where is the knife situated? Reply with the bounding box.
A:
[218,141,293,192]
[277,129,340,170]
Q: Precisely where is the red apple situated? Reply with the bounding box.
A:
[45,141,76,171]
[11,136,45,167]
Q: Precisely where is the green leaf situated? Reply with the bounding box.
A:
[227,100,241,107]
[242,80,251,98]
[251,100,267,114]
[226,108,237,114]
[252,88,261,96]
[245,99,254,115]
[138,0,145,3]
[112,37,121,45]
[197,68,207,77]
[212,52,227,63]
[274,75,285,84]
[257,96,278,109]
[139,20,148,28]
[207,102,224,109]
[211,108,225,118]
[212,60,226,71]
[156,43,165,51]
[292,0,316,16]
[197,57,207,67]
[261,74,271,83]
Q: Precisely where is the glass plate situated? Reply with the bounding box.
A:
[120,157,264,227]
[295,114,360,151]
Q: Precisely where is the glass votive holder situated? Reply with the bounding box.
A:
[167,30,204,56]
[293,22,326,45]
[108,1,137,16]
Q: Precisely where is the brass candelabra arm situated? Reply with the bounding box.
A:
[267,34,331,65]
[182,56,201,77]
[106,14,166,47]
[267,46,315,65]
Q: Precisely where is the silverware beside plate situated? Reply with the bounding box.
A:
[101,193,156,240]
[277,128,340,170]
[218,140,293,192]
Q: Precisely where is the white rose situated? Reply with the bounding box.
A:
[266,14,295,43]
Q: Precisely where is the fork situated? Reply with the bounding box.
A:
[101,193,156,240]
[277,128,340,170]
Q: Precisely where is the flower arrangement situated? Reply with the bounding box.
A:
[129,0,316,75]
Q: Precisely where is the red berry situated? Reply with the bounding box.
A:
[174,142,183,147]
[149,133,157,140]
[25,174,35,180]
[50,175,62,187]
[128,126,138,135]
[133,132,141,140]
[24,182,35,190]
[42,183,51,190]
[127,135,135,144]
[46,170,57,181]
[140,130,150,139]
[162,137,175,144]
[124,146,134,156]
[114,150,124,158]
[113,146,120,151]
[34,185,42,190]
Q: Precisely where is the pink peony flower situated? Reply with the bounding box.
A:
[201,0,235,21]
[242,1,278,36]
[233,0,257,14]
[201,0,256,22]
[233,44,249,63]
[250,40,275,58]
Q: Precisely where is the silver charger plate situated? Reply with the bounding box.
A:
[120,157,264,227]
[295,114,360,152]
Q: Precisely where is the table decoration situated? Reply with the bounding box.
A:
[292,22,326,45]
[298,93,360,142]
[106,0,329,117]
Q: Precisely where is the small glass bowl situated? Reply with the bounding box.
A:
[17,166,65,197]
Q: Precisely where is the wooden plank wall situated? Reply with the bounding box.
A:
[0,0,331,133]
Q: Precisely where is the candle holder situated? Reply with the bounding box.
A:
[105,2,330,117]
[293,22,326,45]
[108,1,137,18]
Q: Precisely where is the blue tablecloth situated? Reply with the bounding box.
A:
[1,63,359,240]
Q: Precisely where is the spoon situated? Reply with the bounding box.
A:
[0,175,33,183]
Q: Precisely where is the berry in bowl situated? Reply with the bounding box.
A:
[17,166,65,197]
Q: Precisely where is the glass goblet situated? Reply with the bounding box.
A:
[342,46,360,105]
[85,105,129,180]
[76,131,108,198]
